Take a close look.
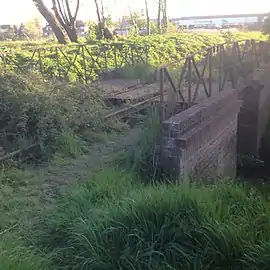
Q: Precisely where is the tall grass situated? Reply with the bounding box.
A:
[30,169,270,270]
[0,234,50,270]
[117,107,163,181]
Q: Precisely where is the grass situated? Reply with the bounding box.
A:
[1,155,270,269]
[1,30,270,269]
[25,172,270,270]
[0,234,50,270]
[1,108,270,269]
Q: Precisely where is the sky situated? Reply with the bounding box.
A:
[1,0,270,25]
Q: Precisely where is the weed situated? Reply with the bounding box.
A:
[121,63,156,83]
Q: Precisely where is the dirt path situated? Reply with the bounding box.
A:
[39,127,140,197]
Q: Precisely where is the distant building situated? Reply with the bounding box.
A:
[42,23,53,37]
[75,20,88,37]
[113,20,131,36]
[42,20,88,38]
[0,24,13,34]
[170,13,267,29]
[0,24,15,40]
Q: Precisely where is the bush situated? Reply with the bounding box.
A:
[0,70,123,159]
[34,173,270,269]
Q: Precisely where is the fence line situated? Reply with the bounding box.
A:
[0,43,149,82]
[159,39,270,120]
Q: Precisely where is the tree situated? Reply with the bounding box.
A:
[157,0,168,34]
[24,18,43,40]
[145,0,150,35]
[33,0,67,44]
[262,14,270,39]
[129,8,139,35]
[93,0,113,39]
[128,9,147,34]
[157,0,162,34]
[162,0,168,32]
[51,0,80,42]
[33,0,80,43]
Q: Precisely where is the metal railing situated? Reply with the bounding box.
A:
[0,43,149,82]
[159,39,270,120]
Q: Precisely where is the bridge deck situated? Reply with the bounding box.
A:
[100,79,160,103]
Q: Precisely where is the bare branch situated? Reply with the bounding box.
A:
[57,0,69,25]
[65,0,73,21]
[73,0,80,22]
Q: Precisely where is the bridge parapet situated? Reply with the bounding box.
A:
[159,40,270,181]
[159,39,270,121]
[160,87,241,181]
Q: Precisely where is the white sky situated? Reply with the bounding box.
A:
[1,0,270,25]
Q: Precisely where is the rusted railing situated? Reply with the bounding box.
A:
[0,43,149,82]
[159,39,270,120]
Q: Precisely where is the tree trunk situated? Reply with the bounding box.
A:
[52,0,79,42]
[145,0,150,35]
[94,0,104,39]
[162,0,168,33]
[94,0,114,40]
[66,27,78,42]
[34,0,67,44]
[157,0,162,34]
[129,10,138,35]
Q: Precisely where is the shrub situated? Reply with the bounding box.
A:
[0,70,123,159]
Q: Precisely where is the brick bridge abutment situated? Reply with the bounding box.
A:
[160,69,270,181]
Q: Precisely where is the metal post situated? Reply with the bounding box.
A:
[208,48,212,97]
[159,68,165,125]
[38,49,43,77]
[187,57,192,106]
[81,45,87,84]
[55,47,61,80]
[218,45,222,92]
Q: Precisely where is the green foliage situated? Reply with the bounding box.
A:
[121,63,155,82]
[127,10,147,31]
[86,21,99,41]
[1,32,265,82]
[33,173,270,270]
[0,167,32,188]
[24,18,43,40]
[117,108,162,181]
[0,70,120,159]
[0,234,50,270]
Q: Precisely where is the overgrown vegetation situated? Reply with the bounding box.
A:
[0,70,125,160]
[2,165,270,269]
[0,31,266,82]
[1,30,270,269]
[32,174,270,270]
[1,106,270,269]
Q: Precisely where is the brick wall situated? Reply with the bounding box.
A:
[238,69,270,156]
[160,89,242,182]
